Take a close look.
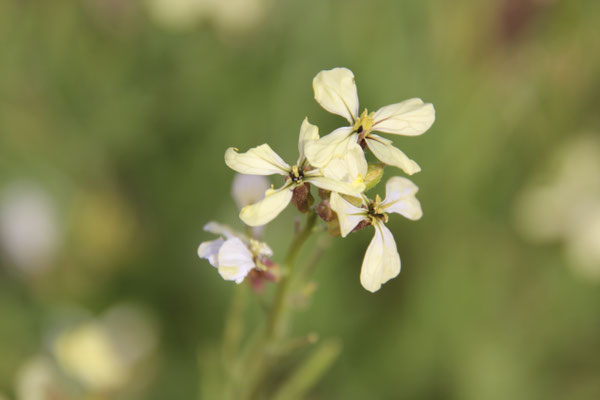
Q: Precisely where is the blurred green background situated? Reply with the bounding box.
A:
[1,0,600,399]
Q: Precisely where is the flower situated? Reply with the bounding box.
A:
[197,221,273,283]
[0,182,60,272]
[231,173,270,210]
[329,177,423,292]
[145,0,269,35]
[224,118,366,226]
[514,134,600,281]
[52,322,128,391]
[305,67,435,176]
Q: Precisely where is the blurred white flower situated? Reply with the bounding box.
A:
[225,118,365,226]
[198,221,272,283]
[16,356,65,400]
[514,134,600,281]
[231,173,270,210]
[329,177,422,292]
[0,182,60,272]
[145,0,268,35]
[306,67,435,176]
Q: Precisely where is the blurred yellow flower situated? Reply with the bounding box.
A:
[145,0,269,35]
[514,134,600,281]
[49,303,158,394]
[53,322,127,391]
[16,356,65,400]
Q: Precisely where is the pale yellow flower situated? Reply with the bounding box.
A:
[329,177,422,292]
[225,118,365,226]
[52,322,127,391]
[514,134,600,281]
[306,67,435,175]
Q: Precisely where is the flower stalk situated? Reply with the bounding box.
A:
[197,66,435,398]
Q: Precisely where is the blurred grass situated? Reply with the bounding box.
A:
[1,0,599,399]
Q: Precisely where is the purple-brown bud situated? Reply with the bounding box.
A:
[291,183,314,213]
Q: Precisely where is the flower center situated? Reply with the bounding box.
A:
[290,165,304,183]
[367,194,388,224]
[353,109,375,141]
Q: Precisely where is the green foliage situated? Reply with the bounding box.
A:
[1,0,600,399]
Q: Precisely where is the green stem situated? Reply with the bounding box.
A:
[240,212,318,399]
[266,211,317,341]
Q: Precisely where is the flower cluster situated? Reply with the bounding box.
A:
[198,67,435,292]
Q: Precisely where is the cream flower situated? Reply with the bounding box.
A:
[329,177,422,292]
[197,222,272,283]
[306,67,435,175]
[225,118,365,226]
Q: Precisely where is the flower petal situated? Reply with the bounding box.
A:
[304,127,354,169]
[197,238,225,267]
[381,176,423,220]
[329,192,367,237]
[203,222,239,240]
[297,118,320,164]
[360,222,401,293]
[365,134,421,175]
[319,140,368,182]
[239,186,293,226]
[217,237,255,283]
[372,98,435,136]
[313,67,359,123]
[225,144,290,176]
[307,175,365,196]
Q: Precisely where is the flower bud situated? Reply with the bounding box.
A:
[291,183,314,213]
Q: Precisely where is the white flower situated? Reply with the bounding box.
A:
[231,174,270,210]
[197,222,272,283]
[225,118,365,226]
[306,67,435,176]
[0,182,60,272]
[329,177,422,292]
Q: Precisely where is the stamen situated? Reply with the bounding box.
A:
[290,166,304,183]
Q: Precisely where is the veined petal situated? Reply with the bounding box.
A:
[365,134,421,175]
[217,238,255,283]
[329,192,367,238]
[313,67,359,123]
[381,176,423,220]
[360,222,401,293]
[197,238,225,267]
[320,140,368,182]
[297,118,320,164]
[307,175,365,196]
[225,144,290,176]
[304,127,354,168]
[372,98,435,136]
[239,186,293,226]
